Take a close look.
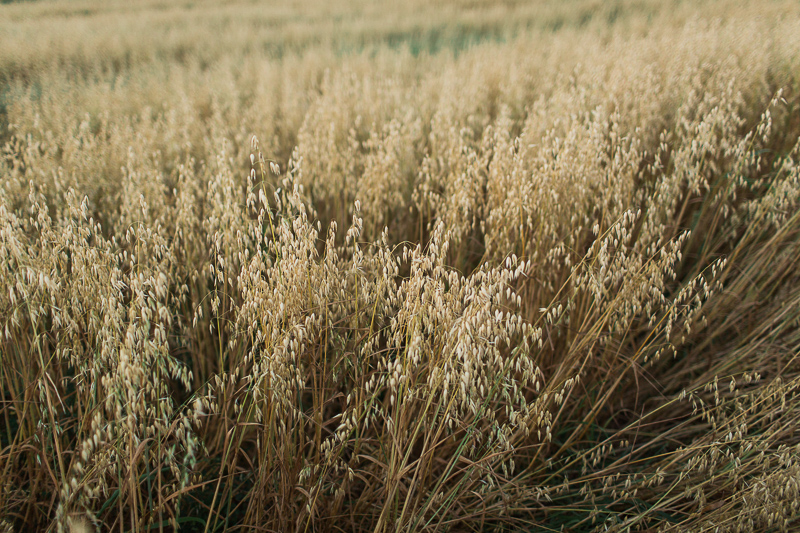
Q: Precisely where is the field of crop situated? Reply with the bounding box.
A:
[2,0,800,531]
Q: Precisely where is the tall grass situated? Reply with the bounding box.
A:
[2,1,800,531]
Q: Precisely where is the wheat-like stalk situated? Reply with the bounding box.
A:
[1,1,800,532]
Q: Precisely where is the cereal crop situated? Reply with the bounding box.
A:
[2,1,800,531]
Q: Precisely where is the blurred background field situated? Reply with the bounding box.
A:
[2,0,800,532]
[3,0,792,84]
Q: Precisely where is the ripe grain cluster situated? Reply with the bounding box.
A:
[2,1,800,532]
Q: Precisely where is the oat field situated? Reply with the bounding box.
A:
[2,1,800,531]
